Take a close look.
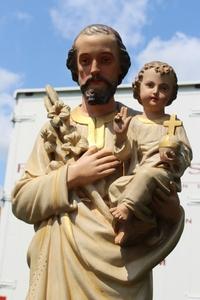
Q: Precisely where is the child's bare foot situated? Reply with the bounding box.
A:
[115,229,126,245]
[110,203,130,220]
[114,222,129,245]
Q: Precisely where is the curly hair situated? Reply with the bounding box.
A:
[66,24,131,85]
[133,61,178,106]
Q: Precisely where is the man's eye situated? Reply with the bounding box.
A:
[160,85,169,91]
[101,56,112,64]
[80,58,90,66]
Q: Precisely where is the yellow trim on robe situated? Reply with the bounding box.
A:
[71,106,117,149]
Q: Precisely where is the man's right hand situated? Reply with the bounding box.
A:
[67,146,120,189]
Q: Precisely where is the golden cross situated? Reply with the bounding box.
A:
[163,114,182,135]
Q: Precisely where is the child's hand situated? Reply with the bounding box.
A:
[113,106,132,146]
[159,147,177,163]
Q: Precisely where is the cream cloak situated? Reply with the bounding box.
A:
[12,104,185,300]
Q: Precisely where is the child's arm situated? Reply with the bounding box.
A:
[159,124,192,175]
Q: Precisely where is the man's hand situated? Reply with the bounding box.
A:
[113,106,132,146]
[67,146,120,189]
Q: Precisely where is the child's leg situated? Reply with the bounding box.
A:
[119,166,172,223]
[108,175,135,206]
[110,166,173,246]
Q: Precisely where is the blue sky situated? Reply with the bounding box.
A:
[0,0,200,186]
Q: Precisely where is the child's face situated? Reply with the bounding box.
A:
[139,68,174,114]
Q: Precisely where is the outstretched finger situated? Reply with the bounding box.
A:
[124,115,132,126]
[96,165,119,178]
[120,106,128,120]
[94,148,115,159]
[121,106,132,125]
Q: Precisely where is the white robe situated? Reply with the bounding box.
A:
[12,104,185,300]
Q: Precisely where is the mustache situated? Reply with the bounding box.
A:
[81,74,112,89]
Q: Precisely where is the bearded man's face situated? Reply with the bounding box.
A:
[75,33,121,105]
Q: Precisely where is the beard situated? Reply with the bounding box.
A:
[80,75,118,105]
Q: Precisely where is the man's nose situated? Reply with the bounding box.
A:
[90,60,100,75]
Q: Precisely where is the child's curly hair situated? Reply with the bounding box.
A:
[133,61,178,106]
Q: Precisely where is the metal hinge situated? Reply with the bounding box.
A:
[0,280,17,289]
[189,110,200,117]
[11,114,35,123]
[187,197,200,206]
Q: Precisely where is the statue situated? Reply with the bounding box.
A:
[12,25,186,300]
[109,61,192,245]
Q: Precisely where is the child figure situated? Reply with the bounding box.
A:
[109,61,192,245]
